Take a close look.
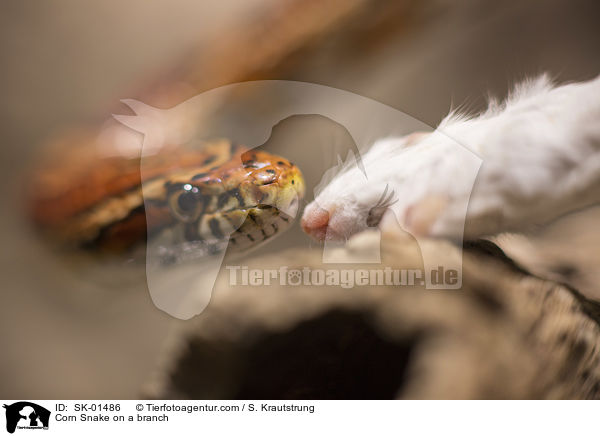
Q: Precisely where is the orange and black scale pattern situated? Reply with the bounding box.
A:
[28,139,305,254]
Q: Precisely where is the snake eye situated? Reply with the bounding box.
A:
[168,184,204,222]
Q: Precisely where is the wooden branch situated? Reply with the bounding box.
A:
[143,232,600,399]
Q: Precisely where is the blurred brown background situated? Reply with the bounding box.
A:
[1,0,599,398]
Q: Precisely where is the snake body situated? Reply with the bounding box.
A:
[29,139,305,257]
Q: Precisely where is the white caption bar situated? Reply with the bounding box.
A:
[0,400,595,435]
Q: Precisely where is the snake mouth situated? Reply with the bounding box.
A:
[194,194,299,245]
[149,204,296,266]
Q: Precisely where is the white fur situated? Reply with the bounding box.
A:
[304,75,600,240]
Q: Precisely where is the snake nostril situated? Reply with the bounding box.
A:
[243,161,260,169]
[252,169,277,185]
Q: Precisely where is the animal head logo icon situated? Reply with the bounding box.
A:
[113,81,480,319]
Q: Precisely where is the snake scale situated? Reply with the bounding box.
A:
[28,138,305,259]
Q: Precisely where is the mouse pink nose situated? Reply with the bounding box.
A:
[301,206,330,241]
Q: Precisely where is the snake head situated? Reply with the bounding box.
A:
[143,142,305,254]
[239,149,305,219]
